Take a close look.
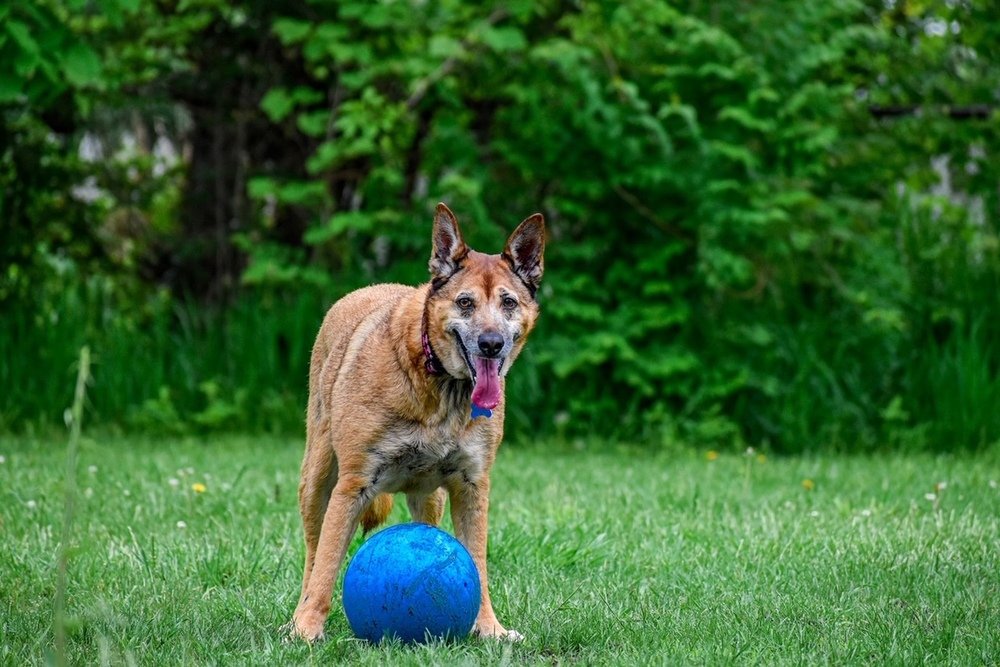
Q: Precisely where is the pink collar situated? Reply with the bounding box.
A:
[421,306,446,375]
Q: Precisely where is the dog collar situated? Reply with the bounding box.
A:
[421,320,446,375]
[421,330,446,375]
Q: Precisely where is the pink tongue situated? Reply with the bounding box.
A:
[471,357,502,410]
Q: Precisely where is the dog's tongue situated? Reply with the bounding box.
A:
[471,357,501,410]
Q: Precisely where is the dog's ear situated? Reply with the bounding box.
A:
[429,203,468,284]
[503,213,545,297]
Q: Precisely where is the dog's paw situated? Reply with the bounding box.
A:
[287,612,327,643]
[473,621,524,642]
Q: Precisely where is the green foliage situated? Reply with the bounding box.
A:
[0,1,109,107]
[2,0,999,451]
[0,0,146,305]
[0,275,319,435]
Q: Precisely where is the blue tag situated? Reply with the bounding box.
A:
[471,404,493,419]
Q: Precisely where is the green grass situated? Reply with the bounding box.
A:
[0,285,322,434]
[2,435,999,665]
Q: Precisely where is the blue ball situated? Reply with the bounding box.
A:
[343,523,481,643]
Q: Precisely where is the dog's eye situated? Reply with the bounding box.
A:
[502,296,518,310]
[456,297,474,309]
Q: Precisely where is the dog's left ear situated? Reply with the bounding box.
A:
[430,203,468,284]
[503,213,545,297]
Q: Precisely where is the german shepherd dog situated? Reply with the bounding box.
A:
[290,203,545,642]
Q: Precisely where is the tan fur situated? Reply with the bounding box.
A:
[360,493,394,534]
[289,204,545,642]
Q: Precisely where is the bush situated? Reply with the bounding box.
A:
[3,0,999,452]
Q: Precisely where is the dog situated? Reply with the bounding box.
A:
[290,203,545,642]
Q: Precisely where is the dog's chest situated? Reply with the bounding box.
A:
[374,424,486,494]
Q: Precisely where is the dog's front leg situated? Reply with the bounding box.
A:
[292,474,368,642]
[449,477,523,641]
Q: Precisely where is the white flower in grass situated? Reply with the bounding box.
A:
[991,480,997,489]
[168,478,180,487]
[176,521,187,529]
[84,488,94,499]
[88,465,98,474]
[810,510,819,517]
[925,493,936,501]
[26,500,37,509]
[861,509,872,517]
[123,489,131,497]
[0,455,6,464]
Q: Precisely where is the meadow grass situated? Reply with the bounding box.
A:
[2,434,999,666]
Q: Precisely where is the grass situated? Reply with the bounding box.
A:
[2,435,999,666]
[0,284,322,434]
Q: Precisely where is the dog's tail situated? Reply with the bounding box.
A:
[360,493,393,535]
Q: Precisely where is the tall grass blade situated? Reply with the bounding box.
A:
[53,346,91,666]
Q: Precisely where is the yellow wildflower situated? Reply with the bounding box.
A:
[802,479,815,490]
[706,451,719,461]
[192,483,207,493]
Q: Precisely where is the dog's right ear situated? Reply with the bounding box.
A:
[429,203,468,285]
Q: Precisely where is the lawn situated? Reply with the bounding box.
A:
[2,434,999,665]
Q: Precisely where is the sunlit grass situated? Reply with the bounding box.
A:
[2,435,999,665]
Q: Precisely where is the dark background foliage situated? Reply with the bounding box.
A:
[2,0,998,452]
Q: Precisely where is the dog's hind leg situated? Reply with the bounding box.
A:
[406,487,447,526]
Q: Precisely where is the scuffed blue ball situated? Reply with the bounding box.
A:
[343,523,481,643]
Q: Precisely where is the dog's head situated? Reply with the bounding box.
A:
[424,203,545,410]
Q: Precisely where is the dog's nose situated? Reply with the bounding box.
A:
[477,332,504,358]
